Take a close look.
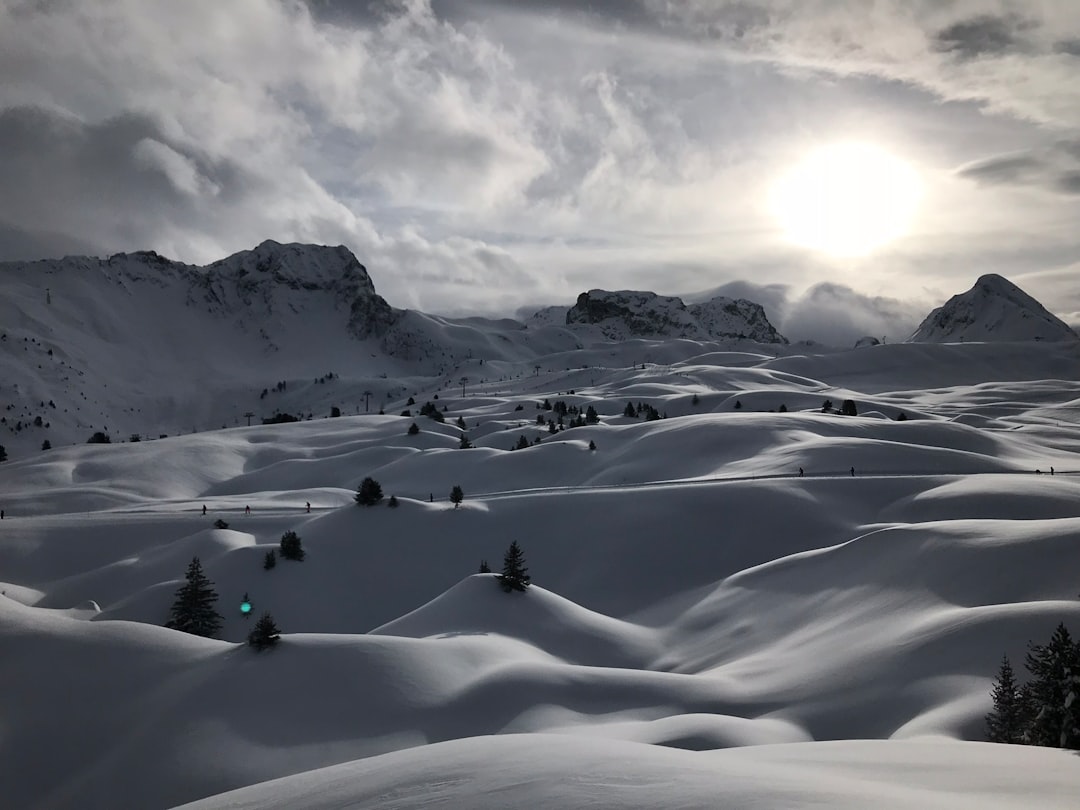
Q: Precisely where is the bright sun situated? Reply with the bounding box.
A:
[769,142,922,257]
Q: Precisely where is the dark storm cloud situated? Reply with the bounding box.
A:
[955,143,1080,196]
[932,14,1035,60]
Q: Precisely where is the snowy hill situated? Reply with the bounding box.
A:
[0,242,798,460]
[909,274,1079,343]
[564,289,787,343]
[2,245,1080,808]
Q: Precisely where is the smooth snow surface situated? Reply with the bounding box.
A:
[1,251,1079,808]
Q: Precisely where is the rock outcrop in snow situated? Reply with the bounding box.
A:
[564,289,787,343]
[908,274,1078,343]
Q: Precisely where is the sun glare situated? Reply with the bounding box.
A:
[770,143,922,257]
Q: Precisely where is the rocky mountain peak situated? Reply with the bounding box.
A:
[909,274,1077,343]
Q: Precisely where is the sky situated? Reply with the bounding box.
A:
[1,0,1079,344]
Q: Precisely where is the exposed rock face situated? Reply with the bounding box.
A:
[564,289,787,343]
[909,274,1078,343]
[191,240,395,339]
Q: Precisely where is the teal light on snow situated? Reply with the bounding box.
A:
[240,600,252,615]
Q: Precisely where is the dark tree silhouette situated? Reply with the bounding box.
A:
[356,477,384,506]
[450,485,464,508]
[247,612,281,651]
[213,518,229,530]
[478,559,491,573]
[263,549,277,570]
[498,541,531,592]
[840,399,858,416]
[279,530,305,561]
[986,655,1026,743]
[165,557,223,638]
[388,495,399,508]
[407,421,420,435]
[1024,624,1079,748]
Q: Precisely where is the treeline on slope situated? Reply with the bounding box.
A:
[986,623,1079,749]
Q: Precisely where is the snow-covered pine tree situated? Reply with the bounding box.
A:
[986,655,1026,743]
[263,549,277,570]
[498,541,530,593]
[247,612,281,651]
[1024,623,1080,748]
[165,556,223,638]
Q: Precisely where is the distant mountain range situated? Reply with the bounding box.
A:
[0,241,1074,457]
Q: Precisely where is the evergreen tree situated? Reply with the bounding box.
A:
[456,415,467,430]
[734,400,742,410]
[407,396,416,405]
[822,399,833,413]
[623,401,637,418]
[41,439,51,451]
[263,549,277,570]
[165,557,223,638]
[778,404,788,413]
[356,476,384,506]
[840,399,858,416]
[585,405,599,423]
[515,435,530,450]
[459,433,472,449]
[450,485,464,508]
[388,495,399,508]
[247,612,281,651]
[407,421,420,435]
[213,518,229,529]
[986,655,1026,743]
[479,559,491,573]
[588,439,596,451]
[1025,624,1080,748]
[691,393,700,406]
[279,530,305,561]
[497,541,530,592]
[0,444,6,461]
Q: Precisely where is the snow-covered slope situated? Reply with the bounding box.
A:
[2,248,1080,809]
[909,274,1079,343]
[564,289,787,343]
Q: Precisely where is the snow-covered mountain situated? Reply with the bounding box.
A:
[2,246,1080,808]
[0,243,796,458]
[909,274,1079,343]
[564,289,788,343]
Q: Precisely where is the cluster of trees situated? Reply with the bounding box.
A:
[986,623,1079,748]
[623,402,663,420]
[165,557,280,650]
[417,401,445,423]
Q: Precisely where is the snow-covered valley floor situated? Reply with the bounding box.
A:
[2,340,1079,808]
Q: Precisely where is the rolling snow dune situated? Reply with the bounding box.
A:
[172,734,1080,810]
[2,331,1079,808]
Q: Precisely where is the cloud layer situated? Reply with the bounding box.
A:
[1,0,1078,338]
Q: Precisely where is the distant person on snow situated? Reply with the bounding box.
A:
[1050,467,1055,476]
[1,509,4,519]
[245,505,251,516]
[306,501,311,513]
[799,467,804,477]
[850,467,855,477]
[202,505,207,516]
